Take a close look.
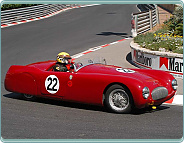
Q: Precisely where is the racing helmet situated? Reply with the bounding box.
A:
[56,52,71,64]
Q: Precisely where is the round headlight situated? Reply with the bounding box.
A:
[172,79,178,90]
[142,87,150,99]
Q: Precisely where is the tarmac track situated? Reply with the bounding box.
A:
[1,4,183,140]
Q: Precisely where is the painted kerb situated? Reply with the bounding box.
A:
[130,41,183,79]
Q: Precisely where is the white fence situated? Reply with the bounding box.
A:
[131,4,159,37]
[1,4,80,25]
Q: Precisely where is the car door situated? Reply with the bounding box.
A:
[64,71,104,105]
[40,71,71,98]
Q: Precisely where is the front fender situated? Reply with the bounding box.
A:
[103,76,147,109]
[118,78,146,108]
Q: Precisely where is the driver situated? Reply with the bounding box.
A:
[53,52,74,72]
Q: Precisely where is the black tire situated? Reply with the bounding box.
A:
[104,84,133,113]
[22,94,36,101]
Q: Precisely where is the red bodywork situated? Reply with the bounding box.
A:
[5,60,176,109]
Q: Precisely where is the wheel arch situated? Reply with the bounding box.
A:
[103,82,134,105]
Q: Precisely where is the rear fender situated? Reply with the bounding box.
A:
[5,72,37,95]
[5,65,39,95]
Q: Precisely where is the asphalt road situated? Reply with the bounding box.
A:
[2,93,183,139]
[2,4,137,78]
[1,4,183,140]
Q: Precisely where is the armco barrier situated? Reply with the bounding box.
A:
[1,4,81,27]
[131,4,159,37]
[130,41,183,79]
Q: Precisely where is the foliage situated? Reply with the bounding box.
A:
[1,4,39,11]
[134,6,183,54]
[134,29,183,54]
[164,5,183,36]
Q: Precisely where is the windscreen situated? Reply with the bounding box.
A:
[73,57,107,71]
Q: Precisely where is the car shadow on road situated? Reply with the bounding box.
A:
[3,93,106,113]
[3,92,170,115]
[96,32,129,38]
[131,106,170,115]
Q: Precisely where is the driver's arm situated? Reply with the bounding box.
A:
[53,64,68,72]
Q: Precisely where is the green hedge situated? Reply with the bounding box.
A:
[1,4,39,11]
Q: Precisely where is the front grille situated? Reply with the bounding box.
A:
[151,87,168,100]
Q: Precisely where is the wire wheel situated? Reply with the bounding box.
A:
[105,84,133,113]
[109,89,129,111]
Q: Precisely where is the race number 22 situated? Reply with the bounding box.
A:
[45,75,59,94]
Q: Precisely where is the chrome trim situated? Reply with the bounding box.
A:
[151,87,168,100]
[172,79,178,90]
[142,87,150,99]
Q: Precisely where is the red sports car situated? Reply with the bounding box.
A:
[4,58,177,113]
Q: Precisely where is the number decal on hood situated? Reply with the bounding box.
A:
[45,75,60,94]
[116,68,135,73]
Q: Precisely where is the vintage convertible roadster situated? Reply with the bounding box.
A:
[4,58,177,113]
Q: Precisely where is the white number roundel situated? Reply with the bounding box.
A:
[45,75,59,94]
[116,68,135,73]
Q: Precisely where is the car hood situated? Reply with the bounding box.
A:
[79,64,163,85]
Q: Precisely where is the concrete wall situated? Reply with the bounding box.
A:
[130,41,183,79]
[158,4,175,13]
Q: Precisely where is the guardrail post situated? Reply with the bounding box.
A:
[155,4,160,24]
[149,10,153,30]
[131,14,137,37]
[135,15,138,34]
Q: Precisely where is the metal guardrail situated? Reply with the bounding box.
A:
[1,4,80,25]
[131,4,159,37]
